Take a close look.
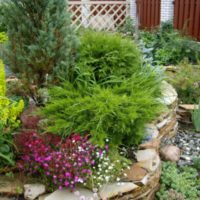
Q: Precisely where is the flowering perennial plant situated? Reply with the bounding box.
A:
[16,132,97,189]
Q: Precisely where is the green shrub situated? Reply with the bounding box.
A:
[192,101,200,132]
[166,60,200,104]
[3,0,77,102]
[76,31,142,84]
[40,71,162,147]
[0,60,24,168]
[140,22,200,65]
[156,162,200,200]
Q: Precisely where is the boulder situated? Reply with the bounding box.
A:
[160,145,181,162]
[99,182,138,200]
[24,184,45,200]
[123,164,148,182]
[160,81,178,106]
[135,149,157,162]
[45,188,99,200]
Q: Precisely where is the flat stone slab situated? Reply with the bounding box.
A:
[99,182,138,200]
[179,104,198,110]
[135,149,157,162]
[45,188,99,200]
[0,176,23,195]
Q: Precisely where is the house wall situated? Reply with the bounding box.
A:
[160,0,174,22]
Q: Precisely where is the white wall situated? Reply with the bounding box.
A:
[160,0,174,22]
[130,0,174,24]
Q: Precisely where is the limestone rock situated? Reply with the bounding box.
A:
[99,182,138,200]
[135,149,157,162]
[0,176,23,195]
[137,155,161,172]
[144,124,159,140]
[160,145,181,162]
[45,188,99,200]
[24,184,45,200]
[139,139,160,150]
[123,164,148,182]
[160,81,177,106]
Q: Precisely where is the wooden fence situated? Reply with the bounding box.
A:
[174,0,200,41]
[68,0,130,31]
[136,0,161,30]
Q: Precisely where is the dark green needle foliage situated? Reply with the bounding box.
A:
[3,0,77,99]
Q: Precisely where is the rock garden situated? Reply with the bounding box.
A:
[0,1,199,200]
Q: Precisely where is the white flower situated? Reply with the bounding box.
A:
[74,191,80,196]
[116,177,120,181]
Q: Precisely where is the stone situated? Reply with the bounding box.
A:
[160,81,178,106]
[24,184,45,200]
[144,124,159,140]
[137,155,161,172]
[139,139,160,150]
[180,155,191,161]
[123,164,148,182]
[45,188,99,200]
[38,194,50,200]
[156,118,168,130]
[99,182,138,200]
[179,104,198,110]
[135,149,157,162]
[0,176,23,195]
[160,145,181,162]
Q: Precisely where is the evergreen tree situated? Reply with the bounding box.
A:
[4,0,77,101]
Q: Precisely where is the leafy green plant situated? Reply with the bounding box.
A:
[75,31,142,84]
[140,21,200,65]
[3,0,77,102]
[166,60,200,104]
[0,60,24,168]
[156,162,200,200]
[192,101,200,132]
[0,60,24,128]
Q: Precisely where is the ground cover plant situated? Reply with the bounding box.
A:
[40,31,163,147]
[3,0,77,103]
[15,131,129,190]
[140,22,200,65]
[156,162,200,200]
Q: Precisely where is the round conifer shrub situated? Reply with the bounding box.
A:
[75,31,142,84]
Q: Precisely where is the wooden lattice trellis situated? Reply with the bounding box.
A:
[68,0,130,31]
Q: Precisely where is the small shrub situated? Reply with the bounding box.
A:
[0,60,24,128]
[76,31,142,84]
[140,22,200,65]
[4,0,77,102]
[192,101,200,132]
[40,70,162,147]
[167,60,200,104]
[40,31,163,147]
[156,162,200,200]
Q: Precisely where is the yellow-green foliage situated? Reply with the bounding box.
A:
[0,32,7,44]
[0,60,5,95]
[0,60,24,128]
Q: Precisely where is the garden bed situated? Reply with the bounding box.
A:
[0,81,178,200]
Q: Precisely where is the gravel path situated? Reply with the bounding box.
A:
[162,125,200,166]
